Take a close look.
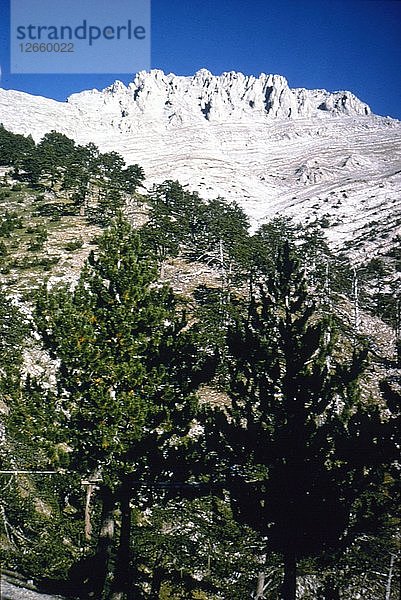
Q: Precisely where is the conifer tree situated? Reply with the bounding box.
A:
[0,288,81,581]
[0,124,36,170]
[35,214,215,599]
[62,142,100,211]
[203,242,398,600]
[37,131,76,188]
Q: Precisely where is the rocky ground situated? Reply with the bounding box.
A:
[1,580,67,600]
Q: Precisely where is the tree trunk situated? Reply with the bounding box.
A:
[84,483,95,542]
[87,485,116,600]
[281,553,296,600]
[110,482,133,600]
[385,553,395,600]
[255,571,266,599]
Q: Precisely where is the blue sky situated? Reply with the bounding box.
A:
[0,0,400,119]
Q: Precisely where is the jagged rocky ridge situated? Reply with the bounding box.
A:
[0,69,400,257]
[68,69,372,122]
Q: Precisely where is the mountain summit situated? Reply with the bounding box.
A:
[0,70,400,256]
[67,69,372,124]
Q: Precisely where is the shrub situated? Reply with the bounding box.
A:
[64,238,84,251]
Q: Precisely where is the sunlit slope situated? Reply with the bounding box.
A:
[1,69,400,256]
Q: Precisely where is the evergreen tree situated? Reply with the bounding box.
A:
[131,496,267,599]
[250,216,299,276]
[62,142,100,211]
[0,124,35,170]
[119,164,145,195]
[19,151,43,185]
[0,287,82,582]
[34,214,215,599]
[37,131,76,189]
[140,180,191,260]
[141,181,250,269]
[93,152,144,226]
[197,197,250,269]
[203,242,398,600]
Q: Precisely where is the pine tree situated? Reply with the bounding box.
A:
[203,242,398,600]
[37,131,76,189]
[0,124,36,170]
[62,142,100,212]
[131,495,267,599]
[140,180,191,260]
[0,287,81,581]
[0,285,28,398]
[34,214,215,599]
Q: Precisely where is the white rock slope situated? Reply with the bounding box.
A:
[0,69,400,257]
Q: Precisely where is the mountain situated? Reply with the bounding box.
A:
[1,69,400,257]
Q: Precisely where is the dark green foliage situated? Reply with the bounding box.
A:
[62,142,99,206]
[119,163,145,195]
[3,386,83,581]
[8,254,60,271]
[202,242,398,600]
[249,216,299,276]
[0,188,11,200]
[132,496,267,599]
[36,131,76,188]
[33,202,67,218]
[93,152,145,226]
[0,211,23,237]
[18,152,43,185]
[0,124,35,169]
[27,224,48,251]
[193,196,250,268]
[0,472,83,580]
[0,288,83,583]
[141,180,250,270]
[140,180,190,260]
[34,214,216,597]
[64,237,84,251]
[0,125,397,598]
[250,217,354,301]
[35,213,212,481]
[0,125,143,224]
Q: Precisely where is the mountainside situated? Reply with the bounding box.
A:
[1,69,401,256]
[0,71,400,600]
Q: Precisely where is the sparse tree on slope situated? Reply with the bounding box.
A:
[0,124,36,171]
[62,142,100,211]
[37,131,76,189]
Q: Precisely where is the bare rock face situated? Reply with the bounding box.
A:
[66,69,371,125]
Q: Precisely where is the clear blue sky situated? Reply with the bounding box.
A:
[0,0,400,119]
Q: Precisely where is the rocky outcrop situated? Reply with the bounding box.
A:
[66,69,371,125]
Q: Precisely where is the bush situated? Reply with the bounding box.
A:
[64,238,84,251]
[10,254,60,270]
[27,225,49,252]
[0,189,11,200]
[0,211,23,237]
[34,203,63,217]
